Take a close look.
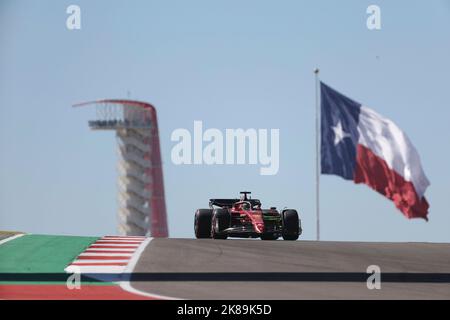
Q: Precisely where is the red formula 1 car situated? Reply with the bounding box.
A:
[194,192,302,240]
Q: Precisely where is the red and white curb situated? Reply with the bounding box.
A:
[65,235,146,274]
[64,235,179,300]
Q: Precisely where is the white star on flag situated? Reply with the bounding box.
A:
[332,121,351,145]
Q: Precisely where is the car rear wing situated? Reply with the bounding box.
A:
[209,198,261,208]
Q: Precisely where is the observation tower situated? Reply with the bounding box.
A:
[74,99,168,237]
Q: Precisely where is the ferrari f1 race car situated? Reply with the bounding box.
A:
[194,192,302,240]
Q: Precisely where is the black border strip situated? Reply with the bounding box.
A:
[1,272,450,283]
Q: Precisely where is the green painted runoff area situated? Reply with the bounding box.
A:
[0,234,113,285]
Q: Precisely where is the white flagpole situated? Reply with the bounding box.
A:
[314,68,320,241]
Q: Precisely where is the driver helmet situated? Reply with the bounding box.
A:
[242,202,250,210]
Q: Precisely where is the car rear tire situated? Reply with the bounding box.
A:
[211,208,230,239]
[282,209,300,241]
[194,209,213,238]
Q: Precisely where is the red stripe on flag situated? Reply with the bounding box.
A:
[354,144,429,220]
[76,256,131,260]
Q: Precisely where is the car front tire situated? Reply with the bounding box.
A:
[282,209,300,241]
[211,208,230,239]
[195,209,213,238]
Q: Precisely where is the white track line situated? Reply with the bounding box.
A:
[0,233,24,245]
[119,238,180,300]
[65,265,126,274]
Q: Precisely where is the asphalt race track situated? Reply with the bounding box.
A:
[131,239,450,299]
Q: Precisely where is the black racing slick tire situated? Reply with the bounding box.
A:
[282,209,300,241]
[211,208,230,239]
[194,209,213,238]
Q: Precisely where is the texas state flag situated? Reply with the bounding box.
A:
[320,82,430,220]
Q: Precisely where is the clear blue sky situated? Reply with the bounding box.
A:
[1,0,449,242]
